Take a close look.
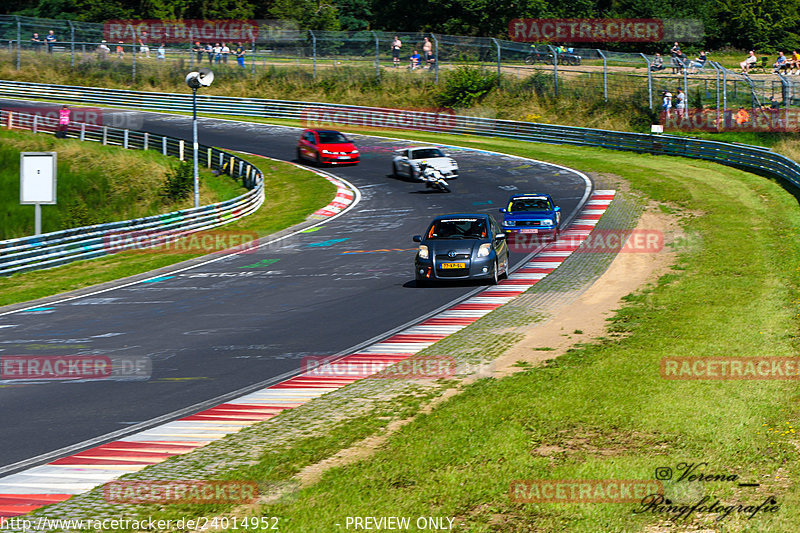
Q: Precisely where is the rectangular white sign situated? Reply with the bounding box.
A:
[20,152,57,204]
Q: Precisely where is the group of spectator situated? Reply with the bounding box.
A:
[740,49,800,74]
[29,30,57,53]
[192,42,247,67]
[649,43,707,74]
[660,87,686,119]
[391,36,436,70]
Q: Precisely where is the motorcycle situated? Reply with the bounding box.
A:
[418,162,451,193]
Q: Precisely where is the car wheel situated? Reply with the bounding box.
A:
[500,255,509,280]
[525,55,534,65]
[296,148,303,162]
[392,162,399,177]
[489,260,500,285]
[316,152,323,167]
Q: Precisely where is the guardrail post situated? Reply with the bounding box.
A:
[179,139,185,160]
[123,129,129,149]
[310,30,316,79]
[68,21,75,67]
[102,126,108,145]
[640,53,652,109]
[598,49,607,102]
[238,160,243,176]
[251,35,256,77]
[492,38,501,86]
[162,136,167,155]
[432,34,439,84]
[6,111,11,129]
[547,45,558,97]
[207,147,212,167]
[32,115,37,134]
[15,17,21,71]
[143,132,148,150]
[80,123,86,141]
[372,31,380,82]
[219,152,224,168]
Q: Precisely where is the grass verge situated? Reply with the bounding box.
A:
[0,128,230,239]
[0,153,335,307]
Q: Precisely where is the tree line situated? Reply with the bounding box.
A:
[3,0,799,52]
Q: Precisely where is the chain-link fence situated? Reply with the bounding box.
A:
[1,14,799,120]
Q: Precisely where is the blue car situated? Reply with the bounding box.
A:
[499,194,561,241]
[413,213,509,286]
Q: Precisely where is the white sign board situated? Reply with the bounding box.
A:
[650,124,664,134]
[20,152,57,205]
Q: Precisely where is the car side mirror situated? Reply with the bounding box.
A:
[413,235,422,243]
[495,233,506,240]
[499,208,507,213]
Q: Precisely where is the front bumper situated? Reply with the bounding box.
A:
[414,254,496,281]
[321,154,360,165]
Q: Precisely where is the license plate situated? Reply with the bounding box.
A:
[520,228,539,234]
[440,262,466,269]
[337,156,351,160]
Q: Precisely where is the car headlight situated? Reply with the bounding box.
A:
[321,149,333,154]
[418,245,429,259]
[540,219,554,227]
[503,220,515,226]
[477,243,491,257]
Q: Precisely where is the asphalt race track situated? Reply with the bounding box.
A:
[0,101,591,473]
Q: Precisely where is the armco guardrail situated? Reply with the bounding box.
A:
[1,79,798,210]
[0,108,265,276]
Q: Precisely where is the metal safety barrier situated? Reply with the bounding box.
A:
[0,108,265,276]
[0,79,797,192]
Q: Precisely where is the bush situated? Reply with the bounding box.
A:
[435,66,498,108]
[160,161,193,202]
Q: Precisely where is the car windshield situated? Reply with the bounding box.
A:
[510,198,551,212]
[426,218,488,239]
[411,148,445,159]
[317,131,350,144]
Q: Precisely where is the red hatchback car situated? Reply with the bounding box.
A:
[296,129,360,166]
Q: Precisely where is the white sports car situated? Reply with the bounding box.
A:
[392,146,459,180]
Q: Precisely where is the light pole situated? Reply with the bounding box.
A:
[185,68,214,208]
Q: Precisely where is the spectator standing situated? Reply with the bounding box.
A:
[650,53,664,71]
[409,50,420,69]
[156,43,165,61]
[675,88,686,119]
[662,91,672,119]
[669,42,682,74]
[193,42,203,63]
[235,43,246,68]
[56,105,70,138]
[391,35,402,67]
[221,43,230,64]
[138,32,150,58]
[116,41,125,59]
[45,30,56,54]
[97,40,110,59]
[422,37,433,68]
[205,43,213,63]
[213,43,222,64]
[740,50,757,73]
[30,32,42,52]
